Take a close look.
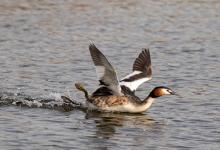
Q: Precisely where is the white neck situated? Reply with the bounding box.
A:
[135,97,155,113]
[141,97,155,111]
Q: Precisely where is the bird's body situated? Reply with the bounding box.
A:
[74,44,175,113]
[85,95,155,113]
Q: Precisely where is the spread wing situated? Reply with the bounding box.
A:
[120,48,152,92]
[89,44,123,96]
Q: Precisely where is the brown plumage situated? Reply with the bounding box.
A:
[75,83,175,113]
[88,96,129,107]
[73,44,175,113]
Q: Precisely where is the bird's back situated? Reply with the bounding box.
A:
[87,88,144,112]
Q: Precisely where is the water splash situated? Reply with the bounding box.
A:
[0,92,77,111]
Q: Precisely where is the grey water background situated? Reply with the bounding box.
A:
[0,0,219,149]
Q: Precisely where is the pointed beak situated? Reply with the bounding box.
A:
[170,91,181,97]
[170,91,176,95]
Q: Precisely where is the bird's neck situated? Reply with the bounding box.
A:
[142,95,155,108]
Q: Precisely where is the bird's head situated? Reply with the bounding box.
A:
[150,86,176,98]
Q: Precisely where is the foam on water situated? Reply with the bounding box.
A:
[0,91,78,111]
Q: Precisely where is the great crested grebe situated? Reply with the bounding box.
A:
[74,44,175,113]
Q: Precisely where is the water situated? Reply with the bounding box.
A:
[0,0,220,149]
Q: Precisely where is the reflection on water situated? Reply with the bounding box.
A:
[84,112,165,150]
[86,112,157,137]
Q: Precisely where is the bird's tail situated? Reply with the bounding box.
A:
[75,82,89,99]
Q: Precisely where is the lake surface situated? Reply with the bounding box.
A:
[0,0,219,149]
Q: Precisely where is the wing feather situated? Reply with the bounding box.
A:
[120,49,152,91]
[89,44,123,96]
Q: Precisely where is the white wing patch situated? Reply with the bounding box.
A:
[95,66,105,79]
[120,77,151,91]
[119,48,152,92]
[120,71,142,80]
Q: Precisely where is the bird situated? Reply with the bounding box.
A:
[74,44,175,113]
